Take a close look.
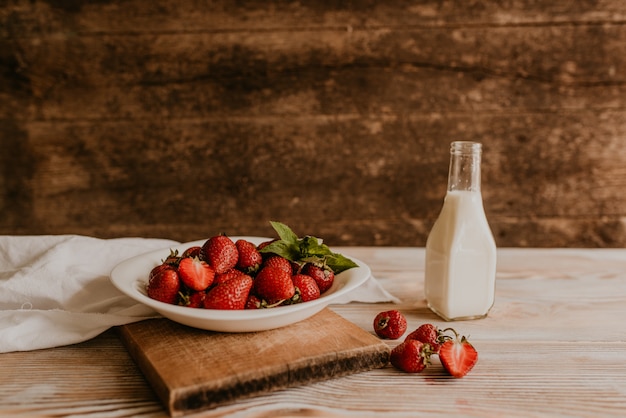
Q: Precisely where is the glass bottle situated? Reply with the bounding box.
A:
[424,141,497,321]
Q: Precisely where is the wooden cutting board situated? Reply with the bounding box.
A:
[118,308,390,417]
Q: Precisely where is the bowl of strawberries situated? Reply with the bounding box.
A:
[110,222,370,332]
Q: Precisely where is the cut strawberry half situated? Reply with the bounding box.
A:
[177,257,215,291]
[438,328,478,378]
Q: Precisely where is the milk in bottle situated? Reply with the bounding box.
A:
[424,141,497,321]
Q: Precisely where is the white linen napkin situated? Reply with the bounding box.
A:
[0,235,397,353]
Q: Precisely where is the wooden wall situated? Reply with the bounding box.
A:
[1,1,625,247]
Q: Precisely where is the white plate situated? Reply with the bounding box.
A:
[110,236,370,332]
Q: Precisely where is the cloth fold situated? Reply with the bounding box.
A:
[0,235,397,353]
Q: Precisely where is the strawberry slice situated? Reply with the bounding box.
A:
[203,275,254,310]
[177,257,215,291]
[438,328,478,378]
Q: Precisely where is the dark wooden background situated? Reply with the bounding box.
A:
[1,1,625,247]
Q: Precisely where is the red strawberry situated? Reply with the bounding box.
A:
[202,235,239,274]
[235,239,263,273]
[245,294,263,309]
[177,257,215,291]
[214,268,247,285]
[292,274,321,302]
[405,323,443,353]
[302,264,335,293]
[181,246,202,259]
[390,340,432,373]
[179,290,206,308]
[257,239,277,251]
[203,275,254,310]
[373,310,407,340]
[254,266,295,304]
[149,263,170,280]
[146,265,180,305]
[162,249,182,267]
[262,255,293,274]
[438,328,478,378]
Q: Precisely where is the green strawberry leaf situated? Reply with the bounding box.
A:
[299,235,331,257]
[324,253,359,274]
[269,221,299,247]
[260,221,358,274]
[259,239,301,261]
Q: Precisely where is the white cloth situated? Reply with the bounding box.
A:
[334,274,400,304]
[0,235,398,353]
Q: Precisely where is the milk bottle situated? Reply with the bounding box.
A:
[424,141,496,321]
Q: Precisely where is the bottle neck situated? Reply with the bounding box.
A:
[447,141,482,192]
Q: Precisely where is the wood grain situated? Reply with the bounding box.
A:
[118,309,390,417]
[1,247,626,417]
[1,1,626,246]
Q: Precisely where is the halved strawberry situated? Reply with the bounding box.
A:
[202,235,239,274]
[254,266,295,304]
[203,275,254,310]
[438,328,478,378]
[177,257,215,291]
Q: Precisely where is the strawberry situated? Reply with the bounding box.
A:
[202,235,239,274]
[291,274,321,302]
[245,294,263,309]
[302,263,334,293]
[438,328,478,378]
[405,323,443,353]
[146,264,180,304]
[214,268,247,285]
[262,255,293,274]
[254,266,295,304]
[149,263,170,280]
[181,246,202,259]
[390,340,432,373]
[162,249,182,267]
[235,239,263,273]
[373,310,407,340]
[179,290,206,308]
[203,275,254,310]
[177,256,215,291]
[257,239,277,252]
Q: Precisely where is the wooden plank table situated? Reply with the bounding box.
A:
[2,247,626,417]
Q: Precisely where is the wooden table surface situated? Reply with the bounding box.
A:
[2,247,626,417]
